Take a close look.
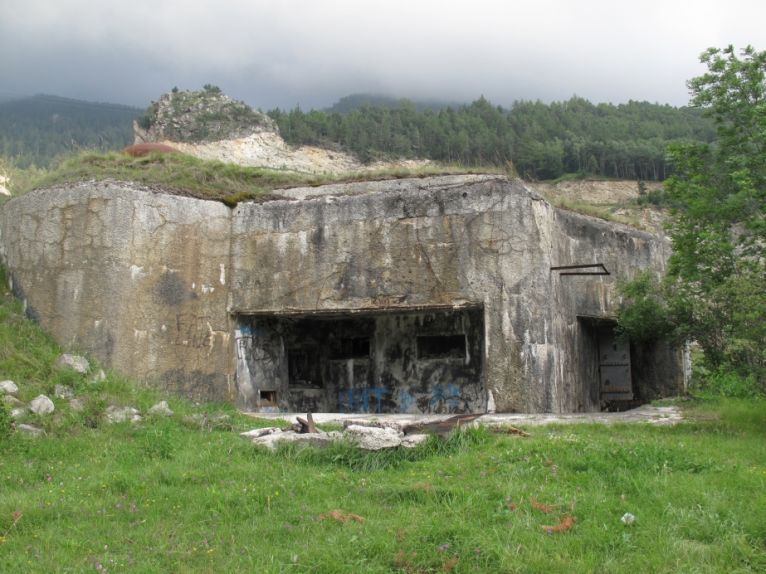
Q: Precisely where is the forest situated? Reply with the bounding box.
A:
[0,94,138,168]
[269,96,715,180]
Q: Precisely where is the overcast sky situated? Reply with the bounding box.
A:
[1,0,765,110]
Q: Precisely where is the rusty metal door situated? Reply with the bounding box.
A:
[598,326,633,401]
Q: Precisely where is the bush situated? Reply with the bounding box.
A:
[616,272,674,342]
[695,367,764,399]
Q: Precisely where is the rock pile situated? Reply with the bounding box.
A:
[2,353,179,435]
[241,417,430,451]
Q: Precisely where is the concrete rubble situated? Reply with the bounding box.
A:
[251,404,684,428]
[3,395,23,407]
[240,416,433,451]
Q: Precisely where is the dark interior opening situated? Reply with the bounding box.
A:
[239,307,484,413]
[260,390,277,405]
[417,334,467,360]
[330,337,371,360]
[287,347,322,387]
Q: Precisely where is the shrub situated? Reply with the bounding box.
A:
[695,367,764,399]
[616,272,674,342]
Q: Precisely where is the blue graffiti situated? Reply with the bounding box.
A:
[338,387,388,413]
[397,390,416,413]
[429,383,462,412]
[238,324,253,336]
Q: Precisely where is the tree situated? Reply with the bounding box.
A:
[620,46,766,389]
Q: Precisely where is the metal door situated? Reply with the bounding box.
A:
[598,326,633,401]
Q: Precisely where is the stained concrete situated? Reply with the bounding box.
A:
[0,175,685,413]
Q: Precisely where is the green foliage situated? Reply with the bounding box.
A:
[635,186,673,207]
[136,101,158,130]
[618,47,766,392]
[616,273,674,343]
[693,366,764,399]
[662,46,766,387]
[326,93,461,113]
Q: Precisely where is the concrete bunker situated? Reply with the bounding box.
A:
[235,306,485,414]
[0,175,687,414]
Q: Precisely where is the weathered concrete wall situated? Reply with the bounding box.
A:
[230,175,682,412]
[0,175,685,413]
[0,181,235,401]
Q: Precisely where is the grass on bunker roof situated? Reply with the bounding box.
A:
[1,265,765,572]
[13,151,502,206]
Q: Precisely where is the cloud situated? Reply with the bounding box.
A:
[1,0,765,108]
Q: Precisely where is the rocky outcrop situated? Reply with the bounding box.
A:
[134,87,430,175]
[135,87,275,144]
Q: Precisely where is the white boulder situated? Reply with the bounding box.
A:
[29,395,55,415]
[105,406,142,424]
[0,380,19,395]
[148,401,174,417]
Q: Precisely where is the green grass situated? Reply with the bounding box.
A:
[1,267,765,572]
[7,151,502,206]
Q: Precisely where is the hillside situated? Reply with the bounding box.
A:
[133,87,435,175]
[269,96,715,179]
[0,88,715,183]
[0,95,139,167]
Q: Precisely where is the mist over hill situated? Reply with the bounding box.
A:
[326,93,463,113]
[0,94,139,167]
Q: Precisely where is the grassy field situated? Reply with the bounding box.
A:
[1,266,765,573]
